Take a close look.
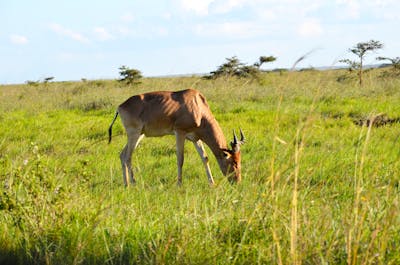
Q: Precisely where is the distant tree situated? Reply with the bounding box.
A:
[205,55,277,80]
[339,40,384,86]
[377,56,400,70]
[254,55,277,69]
[377,56,400,77]
[118,66,142,85]
[208,56,244,78]
[237,65,260,79]
[43,77,55,83]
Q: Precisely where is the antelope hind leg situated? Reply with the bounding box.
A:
[120,133,143,186]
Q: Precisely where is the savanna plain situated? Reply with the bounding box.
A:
[0,69,399,264]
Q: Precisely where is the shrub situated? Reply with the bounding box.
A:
[205,55,276,80]
[118,66,142,85]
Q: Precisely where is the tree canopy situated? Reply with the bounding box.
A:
[205,55,276,80]
[118,66,142,85]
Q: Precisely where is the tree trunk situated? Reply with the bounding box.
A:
[359,57,363,86]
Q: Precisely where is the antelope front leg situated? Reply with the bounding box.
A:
[175,131,186,186]
[193,140,215,186]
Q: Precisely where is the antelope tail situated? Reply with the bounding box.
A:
[108,111,119,144]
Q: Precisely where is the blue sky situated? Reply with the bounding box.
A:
[1,0,399,84]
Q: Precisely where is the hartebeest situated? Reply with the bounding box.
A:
[108,88,245,186]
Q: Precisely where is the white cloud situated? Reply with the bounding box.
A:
[49,23,90,43]
[94,27,114,41]
[336,0,360,19]
[176,0,260,16]
[179,0,214,15]
[194,21,268,38]
[10,34,28,45]
[298,19,323,37]
[333,0,400,21]
[211,0,249,13]
[368,0,400,20]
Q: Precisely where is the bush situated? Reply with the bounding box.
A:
[204,56,276,80]
[118,66,142,85]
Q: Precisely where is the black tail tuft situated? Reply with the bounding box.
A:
[108,111,119,144]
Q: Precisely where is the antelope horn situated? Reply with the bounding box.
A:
[233,130,238,145]
[239,128,246,144]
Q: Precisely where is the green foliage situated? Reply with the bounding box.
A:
[205,55,276,80]
[254,55,277,68]
[43,77,55,83]
[205,56,244,79]
[339,40,384,86]
[377,56,400,69]
[118,65,142,85]
[1,70,400,264]
[349,40,384,58]
[377,56,400,78]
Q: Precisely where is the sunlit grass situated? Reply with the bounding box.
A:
[1,69,400,264]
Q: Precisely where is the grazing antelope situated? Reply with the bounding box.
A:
[108,88,245,186]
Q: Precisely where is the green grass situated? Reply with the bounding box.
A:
[1,69,400,264]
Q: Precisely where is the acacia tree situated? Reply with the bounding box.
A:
[208,56,244,78]
[377,56,400,76]
[118,66,142,85]
[43,77,55,83]
[206,55,277,79]
[254,56,277,69]
[340,40,384,86]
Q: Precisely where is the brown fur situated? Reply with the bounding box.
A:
[109,89,244,186]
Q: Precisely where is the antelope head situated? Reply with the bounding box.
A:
[223,129,246,183]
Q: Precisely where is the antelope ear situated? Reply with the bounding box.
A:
[222,150,232,158]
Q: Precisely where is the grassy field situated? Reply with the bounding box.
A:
[0,69,399,264]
